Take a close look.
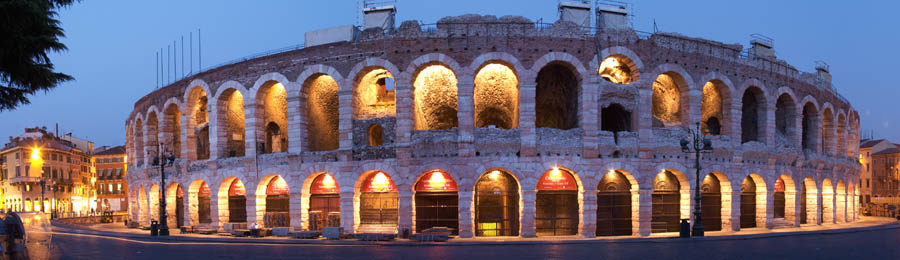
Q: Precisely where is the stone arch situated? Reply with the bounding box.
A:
[534,167,582,236]
[739,83,768,144]
[701,171,733,232]
[650,168,690,233]
[251,73,291,154]
[598,46,644,84]
[165,182,185,228]
[821,178,835,224]
[774,174,797,224]
[531,52,588,81]
[740,173,768,228]
[213,81,249,158]
[353,170,400,233]
[535,61,581,130]
[775,90,799,148]
[801,177,819,224]
[596,168,640,236]
[350,58,401,119]
[184,83,211,160]
[133,117,145,166]
[801,97,820,152]
[410,62,459,130]
[217,176,247,225]
[698,73,735,136]
[188,179,212,226]
[821,105,835,155]
[473,61,519,129]
[299,70,341,151]
[837,112,848,158]
[473,168,522,237]
[411,169,460,235]
[138,185,147,224]
[145,107,161,164]
[601,103,633,133]
[149,184,160,221]
[255,174,291,228]
[836,179,847,222]
[650,64,694,127]
[162,100,182,158]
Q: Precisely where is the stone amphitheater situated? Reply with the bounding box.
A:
[125,3,861,238]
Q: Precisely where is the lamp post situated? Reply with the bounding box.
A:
[155,142,172,236]
[680,122,713,237]
[40,180,46,213]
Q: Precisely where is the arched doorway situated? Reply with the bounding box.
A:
[308,173,340,231]
[197,182,211,224]
[475,169,519,237]
[596,170,632,236]
[263,176,290,227]
[652,171,681,233]
[800,178,808,224]
[414,170,459,235]
[701,173,722,232]
[227,179,247,223]
[741,176,757,228]
[774,178,786,219]
[535,168,579,236]
[358,171,399,232]
[175,186,184,228]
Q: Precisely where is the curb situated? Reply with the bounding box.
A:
[50,220,900,246]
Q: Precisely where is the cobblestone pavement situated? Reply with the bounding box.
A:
[48,222,900,260]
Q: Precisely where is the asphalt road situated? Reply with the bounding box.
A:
[47,227,900,260]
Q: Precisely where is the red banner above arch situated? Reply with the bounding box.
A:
[415,170,458,192]
[537,168,578,191]
[361,171,397,193]
[311,173,339,194]
[198,182,211,197]
[266,176,289,195]
[229,179,245,196]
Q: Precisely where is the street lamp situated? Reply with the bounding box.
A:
[40,180,46,213]
[153,142,175,236]
[680,122,713,237]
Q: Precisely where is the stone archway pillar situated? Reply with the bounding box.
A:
[458,190,474,238]
[816,190,824,225]
[764,191,775,229]
[398,190,413,235]
[289,191,303,231]
[339,191,355,233]
[637,189,652,236]
[730,182,742,232]
[520,189,537,238]
[580,189,597,238]
[456,79,475,157]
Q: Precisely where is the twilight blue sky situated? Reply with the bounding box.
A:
[1,0,897,147]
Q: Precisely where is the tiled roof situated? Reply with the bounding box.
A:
[860,139,885,148]
[872,147,900,156]
[94,145,125,156]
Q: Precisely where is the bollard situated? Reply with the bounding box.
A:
[680,219,691,238]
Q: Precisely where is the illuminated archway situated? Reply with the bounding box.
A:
[413,170,459,235]
[356,171,399,232]
[474,63,519,129]
[257,175,290,227]
[701,80,730,135]
[218,177,247,224]
[163,103,181,158]
[255,81,289,154]
[303,75,339,151]
[651,170,687,233]
[189,180,212,226]
[652,72,689,127]
[413,64,459,130]
[800,177,819,224]
[149,184,160,221]
[306,173,340,231]
[836,180,846,222]
[598,55,635,84]
[535,167,579,236]
[822,108,835,155]
[701,172,732,232]
[186,86,210,160]
[166,183,184,228]
[774,175,798,224]
[822,178,834,223]
[474,169,520,237]
[353,67,396,119]
[146,111,160,161]
[217,89,245,158]
[596,170,637,236]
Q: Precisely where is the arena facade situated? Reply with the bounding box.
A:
[125,3,861,238]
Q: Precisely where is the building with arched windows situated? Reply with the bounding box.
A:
[125,3,861,238]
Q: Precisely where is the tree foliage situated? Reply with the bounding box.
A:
[0,0,78,111]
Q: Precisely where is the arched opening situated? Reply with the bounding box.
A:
[701,173,722,232]
[774,178,786,219]
[474,63,519,129]
[163,103,181,158]
[775,94,797,147]
[701,81,728,135]
[413,170,459,235]
[596,170,633,236]
[413,64,459,130]
[149,184,160,221]
[367,124,383,146]
[801,103,818,152]
[146,112,160,162]
[304,75,340,151]
[822,179,834,223]
[187,86,210,160]
[308,173,340,231]
[535,63,579,130]
[263,176,290,227]
[652,171,681,233]
[264,122,283,153]
[226,178,247,223]
[256,81,289,154]
[652,73,688,127]
[217,89,245,158]
[193,181,211,225]
[167,184,184,228]
[598,56,634,84]
[134,119,144,165]
[801,177,818,224]
[138,185,147,224]
[740,176,757,228]
[741,87,765,143]
[837,114,847,157]
[836,180,846,222]
[358,171,399,232]
[822,108,835,155]
[601,103,632,133]
[475,169,520,237]
[535,167,579,236]
[353,68,395,119]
